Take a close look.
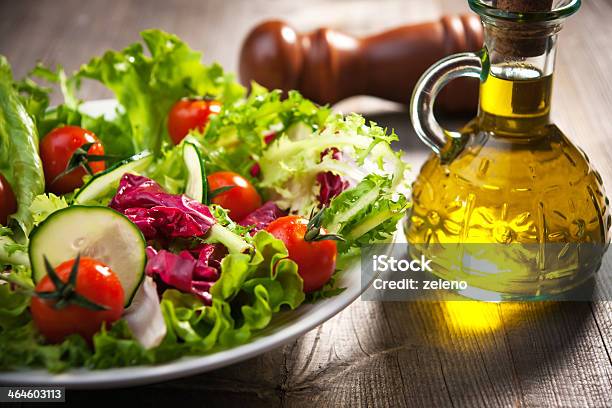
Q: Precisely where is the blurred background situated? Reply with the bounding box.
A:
[0,0,466,85]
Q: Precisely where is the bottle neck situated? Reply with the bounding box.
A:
[477,20,560,133]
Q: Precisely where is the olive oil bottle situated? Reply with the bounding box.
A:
[406,0,610,299]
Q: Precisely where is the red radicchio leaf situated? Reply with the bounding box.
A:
[317,172,349,207]
[317,148,349,207]
[110,174,216,240]
[249,162,261,178]
[124,206,207,240]
[145,248,194,293]
[191,242,226,281]
[263,131,277,144]
[145,244,224,305]
[239,201,286,232]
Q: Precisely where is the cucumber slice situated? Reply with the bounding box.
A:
[183,142,207,203]
[74,151,153,205]
[29,206,146,307]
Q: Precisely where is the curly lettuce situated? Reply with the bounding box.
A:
[194,87,330,177]
[29,193,69,226]
[258,113,408,215]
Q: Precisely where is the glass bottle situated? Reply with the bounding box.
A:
[406,0,610,300]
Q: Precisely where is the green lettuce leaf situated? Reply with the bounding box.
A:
[208,204,253,238]
[87,320,153,369]
[145,138,190,194]
[305,268,346,303]
[78,29,245,155]
[161,230,304,350]
[29,193,68,226]
[0,322,90,373]
[13,75,52,127]
[0,56,45,237]
[17,63,136,162]
[0,265,32,328]
[0,235,29,266]
[196,88,330,177]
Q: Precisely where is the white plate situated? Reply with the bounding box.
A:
[0,100,398,389]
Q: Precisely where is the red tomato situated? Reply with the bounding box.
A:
[208,171,262,221]
[0,173,17,225]
[265,216,337,292]
[31,257,124,344]
[40,126,105,195]
[167,99,222,144]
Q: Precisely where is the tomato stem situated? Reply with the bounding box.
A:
[51,143,117,186]
[35,254,109,311]
[305,208,345,242]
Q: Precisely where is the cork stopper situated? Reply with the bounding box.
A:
[494,0,553,13]
[490,0,554,58]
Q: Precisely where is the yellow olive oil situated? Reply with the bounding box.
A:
[480,67,552,118]
[406,67,610,299]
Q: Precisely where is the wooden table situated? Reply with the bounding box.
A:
[2,0,612,406]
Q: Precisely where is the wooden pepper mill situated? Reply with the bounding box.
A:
[239,14,484,114]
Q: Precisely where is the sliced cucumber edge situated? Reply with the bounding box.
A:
[28,205,147,307]
[73,151,153,205]
[183,142,207,203]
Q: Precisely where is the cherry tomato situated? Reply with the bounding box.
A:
[265,216,337,292]
[207,171,262,221]
[0,173,17,225]
[31,257,124,344]
[40,126,105,195]
[167,99,222,144]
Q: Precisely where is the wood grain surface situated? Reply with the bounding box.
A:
[1,0,612,407]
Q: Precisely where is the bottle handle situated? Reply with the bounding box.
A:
[410,51,483,163]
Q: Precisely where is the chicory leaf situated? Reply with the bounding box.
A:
[258,113,403,214]
[124,277,167,349]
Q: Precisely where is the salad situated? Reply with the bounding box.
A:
[0,30,409,372]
